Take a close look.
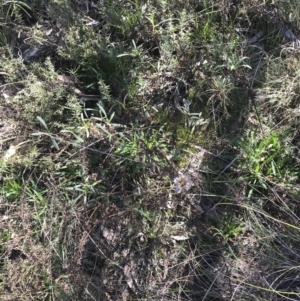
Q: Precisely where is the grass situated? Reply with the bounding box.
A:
[1,0,300,300]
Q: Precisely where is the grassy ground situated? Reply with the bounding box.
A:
[1,0,300,300]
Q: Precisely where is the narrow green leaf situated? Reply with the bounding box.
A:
[37,116,49,131]
[50,136,60,150]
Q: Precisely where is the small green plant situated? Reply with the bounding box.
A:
[103,0,142,37]
[1,0,32,22]
[33,116,60,150]
[207,75,234,121]
[59,23,132,93]
[113,125,169,180]
[212,213,246,243]
[2,179,23,201]
[237,131,298,188]
[222,54,251,71]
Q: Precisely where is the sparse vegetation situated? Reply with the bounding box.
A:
[1,0,300,300]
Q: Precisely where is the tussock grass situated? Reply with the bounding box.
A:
[1,0,300,300]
